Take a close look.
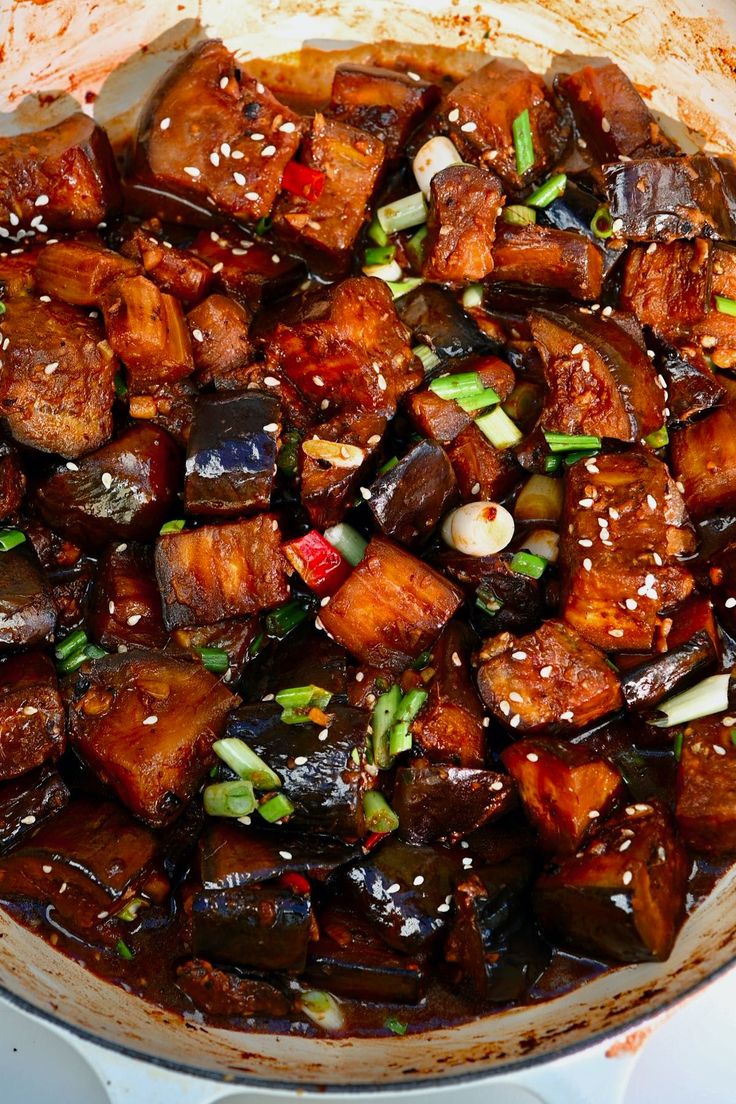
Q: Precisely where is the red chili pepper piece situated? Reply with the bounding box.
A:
[363,831,389,852]
[282,530,351,597]
[281,161,326,202]
[279,872,311,895]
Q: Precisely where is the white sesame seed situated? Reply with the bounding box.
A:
[261,145,277,157]
[509,691,523,703]
[601,116,611,132]
[646,494,657,510]
[271,254,281,264]
[212,262,224,273]
[250,133,265,141]
[256,82,265,93]
[462,857,473,868]
[499,701,511,716]
[509,714,521,728]
[263,422,278,433]
[20,816,36,825]
[619,839,632,852]
[220,75,229,89]
[183,166,201,178]
[491,779,505,791]
[387,883,400,894]
[245,191,261,202]
[583,558,592,572]
[41,864,53,874]
[725,598,736,609]
[437,902,451,913]
[318,728,328,741]
[622,870,633,886]
[39,295,51,302]
[9,212,19,227]
[220,142,231,157]
[511,651,527,661]
[540,665,553,678]
[101,472,113,490]
[97,911,109,920]
[264,376,280,387]
[359,487,372,500]
[280,121,296,133]
[191,328,205,344]
[43,361,59,375]
[714,744,727,756]
[116,543,128,553]
[35,195,50,207]
[233,171,247,186]
[407,71,421,81]
[579,498,594,508]
[448,108,460,123]
[612,218,624,233]
[608,628,625,638]
[451,651,462,667]
[460,121,477,133]
[571,343,584,355]
[560,711,574,722]
[602,305,613,317]
[526,752,539,762]
[210,152,220,167]
[320,596,330,607]
[238,816,252,825]
[313,374,324,387]
[413,875,425,886]
[142,715,158,725]
[127,614,142,626]
[21,705,39,716]
[578,539,593,547]
[625,598,638,610]
[588,810,600,819]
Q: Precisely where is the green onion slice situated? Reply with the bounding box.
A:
[412,343,441,373]
[714,295,736,317]
[644,425,669,449]
[590,205,614,240]
[265,599,309,639]
[116,897,147,923]
[650,673,732,728]
[362,791,399,834]
[159,519,185,534]
[258,792,295,823]
[324,523,368,567]
[526,173,567,208]
[204,780,257,818]
[364,243,396,266]
[475,406,523,449]
[197,645,229,674]
[510,551,547,579]
[512,108,535,176]
[462,283,484,309]
[456,387,501,414]
[429,371,484,401]
[502,204,537,227]
[0,528,26,552]
[367,217,389,247]
[543,431,602,454]
[385,1016,408,1036]
[116,939,135,960]
[55,628,88,660]
[371,684,402,769]
[377,191,428,235]
[213,737,281,790]
[386,277,425,300]
[406,225,428,269]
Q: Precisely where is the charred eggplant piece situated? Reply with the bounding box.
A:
[68,650,237,827]
[423,165,503,284]
[155,515,289,629]
[200,822,357,888]
[535,800,687,962]
[537,179,625,278]
[0,297,116,459]
[330,64,439,161]
[0,766,69,855]
[343,838,456,953]
[224,703,372,839]
[440,548,544,636]
[676,713,736,853]
[35,425,181,549]
[36,241,138,307]
[411,621,485,766]
[0,798,164,940]
[671,405,736,521]
[101,275,194,390]
[0,113,121,231]
[273,114,385,277]
[121,227,213,305]
[192,886,312,972]
[300,408,385,530]
[134,39,302,224]
[648,333,724,424]
[445,872,549,1004]
[367,441,456,547]
[0,652,64,780]
[190,231,306,312]
[184,391,280,516]
[176,958,290,1018]
[396,283,503,362]
[559,451,694,651]
[0,548,56,652]
[478,620,623,735]
[394,763,515,844]
[530,307,664,441]
[557,62,676,163]
[320,537,462,673]
[502,737,623,854]
[491,224,603,302]
[168,619,256,681]
[604,154,736,241]
[187,294,253,389]
[620,631,717,712]
[619,240,709,330]
[441,59,569,191]
[87,543,167,651]
[446,424,522,502]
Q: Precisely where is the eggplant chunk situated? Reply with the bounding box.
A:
[441,59,569,191]
[676,714,736,853]
[308,904,427,1003]
[557,62,676,163]
[87,543,167,651]
[155,515,289,630]
[648,333,724,424]
[0,113,121,231]
[0,437,26,521]
[619,240,709,330]
[0,549,56,652]
[190,231,306,312]
[445,872,549,1004]
[101,275,194,390]
[0,297,116,458]
[134,39,302,224]
[186,294,252,389]
[368,441,456,547]
[330,64,439,161]
[411,621,485,766]
[0,652,64,781]
[184,391,280,516]
[396,283,502,362]
[440,548,544,636]
[477,620,623,734]
[530,307,664,441]
[0,798,163,940]
[300,408,385,530]
[535,800,687,962]
[0,766,69,855]
[273,114,385,277]
[0,248,39,298]
[446,424,522,502]
[559,451,695,651]
[200,822,358,888]
[343,838,456,953]
[224,703,372,839]
[68,651,237,827]
[671,405,736,521]
[423,165,504,284]
[320,537,462,673]
[604,154,736,242]
[121,227,213,305]
[168,619,256,681]
[491,224,603,302]
[620,631,717,713]
[394,763,515,844]
[501,737,623,854]
[264,277,418,417]
[177,958,290,1018]
[407,356,515,445]
[35,425,181,549]
[192,886,312,972]
[36,241,138,307]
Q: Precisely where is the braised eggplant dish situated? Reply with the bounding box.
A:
[1,38,736,1038]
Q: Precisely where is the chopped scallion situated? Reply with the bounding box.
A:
[590,205,614,240]
[84,644,107,661]
[277,429,301,477]
[56,650,90,675]
[377,456,399,476]
[651,673,732,728]
[526,173,567,208]
[248,630,266,658]
[456,387,501,414]
[462,283,484,309]
[55,628,88,660]
[265,599,309,639]
[371,684,402,769]
[0,528,26,552]
[275,684,332,725]
[213,737,282,790]
[406,224,428,269]
[254,216,272,236]
[714,295,736,317]
[364,244,396,266]
[386,277,425,299]
[673,730,684,761]
[389,721,412,757]
[510,550,547,579]
[512,108,534,176]
[116,897,147,923]
[113,374,128,399]
[116,939,134,960]
[385,1016,408,1036]
[429,371,483,401]
[644,425,669,449]
[367,217,389,247]
[0,302,6,316]
[299,990,345,1031]
[394,688,428,727]
[362,791,399,834]
[196,645,229,674]
[563,448,600,466]
[324,523,368,567]
[410,650,432,671]
[543,431,602,454]
[203,780,257,818]
[258,792,295,823]
[159,519,185,534]
[413,343,441,373]
[476,584,503,616]
[502,204,537,227]
[475,406,523,449]
[376,191,428,235]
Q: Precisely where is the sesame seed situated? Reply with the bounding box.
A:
[250,133,265,141]
[471,481,481,495]
[579,498,594,508]
[491,780,504,791]
[39,295,51,302]
[108,600,115,614]
[571,343,584,355]
[387,883,400,894]
[462,857,473,868]
[451,651,462,667]
[271,254,281,264]
[245,191,261,201]
[499,700,511,716]
[540,665,553,678]
[142,715,158,725]
[183,166,201,178]
[588,810,600,819]
[560,711,574,721]
[714,744,727,756]
[619,839,632,852]
[722,716,736,726]
[511,651,527,661]
[625,598,638,610]
[359,487,372,500]
[210,152,220,167]
[510,714,521,728]
[101,472,113,490]
[318,729,328,741]
[66,463,79,473]
[448,108,460,122]
[611,218,624,233]
[622,870,633,886]
[581,359,590,373]
[460,121,477,133]
[116,542,127,551]
[220,142,231,157]
[407,71,421,81]
[127,614,142,626]
[313,374,324,387]
[583,558,593,572]
[42,864,53,873]
[256,82,265,93]
[509,691,523,703]
[43,361,59,375]
[220,75,229,89]
[261,145,277,157]
[233,171,246,186]
[320,596,330,607]
[21,705,38,715]
[608,628,625,638]
[725,598,736,609]
[238,816,252,825]
[602,305,613,317]
[264,376,280,387]
[280,121,296,133]
[526,752,539,762]
[377,373,387,391]
[9,213,19,226]
[645,573,655,588]
[578,539,593,547]
[413,875,424,886]
[212,262,224,273]
[35,195,50,207]
[437,902,450,913]
[191,328,204,343]
[97,911,109,920]
[657,847,666,861]
[646,494,657,510]
[263,422,278,433]
[601,116,611,132]
[20,816,36,825]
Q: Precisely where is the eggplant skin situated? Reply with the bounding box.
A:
[0,550,56,653]
[176,958,290,1018]
[620,630,717,712]
[393,765,515,843]
[0,766,69,856]
[368,440,457,548]
[192,887,312,972]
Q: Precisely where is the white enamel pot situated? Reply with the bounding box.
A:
[1,1,736,1101]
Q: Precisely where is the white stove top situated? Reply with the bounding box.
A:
[1,962,734,1104]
